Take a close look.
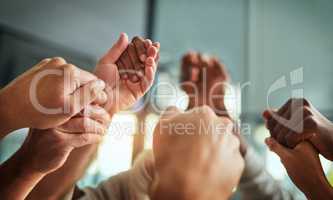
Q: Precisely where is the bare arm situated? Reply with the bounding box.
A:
[26,144,99,200]
[0,145,45,200]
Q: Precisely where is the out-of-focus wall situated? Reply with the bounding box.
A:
[154,0,333,115]
[0,0,146,63]
[247,0,333,114]
[154,0,247,82]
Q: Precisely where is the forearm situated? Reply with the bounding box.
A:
[304,175,333,200]
[0,147,45,200]
[26,144,99,200]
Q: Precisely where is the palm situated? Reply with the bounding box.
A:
[95,57,154,114]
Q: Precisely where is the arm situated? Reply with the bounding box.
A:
[26,144,99,200]
[0,104,108,200]
[0,144,45,200]
[27,34,159,200]
[266,138,333,200]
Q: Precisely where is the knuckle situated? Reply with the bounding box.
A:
[300,98,310,106]
[79,134,91,144]
[303,106,313,116]
[62,63,77,73]
[51,57,67,66]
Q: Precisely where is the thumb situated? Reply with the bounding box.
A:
[99,33,129,64]
[265,137,290,159]
[67,79,106,116]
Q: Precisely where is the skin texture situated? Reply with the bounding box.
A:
[263,98,333,161]
[0,57,107,138]
[95,33,160,114]
[151,106,244,200]
[265,138,333,200]
[0,104,110,200]
[25,34,160,200]
[180,51,247,156]
[180,51,229,115]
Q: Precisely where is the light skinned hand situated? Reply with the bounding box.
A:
[151,106,244,200]
[0,57,107,137]
[94,33,160,114]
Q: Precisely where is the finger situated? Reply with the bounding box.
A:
[81,105,111,125]
[64,132,103,148]
[147,46,157,59]
[36,58,52,68]
[267,99,292,130]
[144,39,153,49]
[285,131,315,148]
[285,131,299,148]
[128,43,144,77]
[273,107,291,142]
[74,67,98,87]
[181,52,196,82]
[132,36,147,62]
[160,106,181,121]
[57,117,107,134]
[265,137,291,159]
[60,64,98,94]
[120,50,138,82]
[67,80,106,116]
[116,58,129,80]
[47,57,67,67]
[99,33,129,64]
[262,110,272,120]
[152,42,160,50]
[92,90,108,105]
[141,57,156,91]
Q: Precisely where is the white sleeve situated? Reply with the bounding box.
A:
[238,148,300,200]
[78,150,154,200]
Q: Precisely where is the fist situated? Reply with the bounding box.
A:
[152,106,244,200]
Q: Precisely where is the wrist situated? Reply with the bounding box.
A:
[0,88,18,137]
[305,176,333,200]
[152,166,228,200]
[0,145,46,200]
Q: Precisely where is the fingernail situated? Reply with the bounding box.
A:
[140,54,146,62]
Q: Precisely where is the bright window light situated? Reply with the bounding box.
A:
[85,113,137,180]
[144,113,160,149]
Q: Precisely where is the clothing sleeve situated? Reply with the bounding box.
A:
[237,147,300,200]
[77,150,154,200]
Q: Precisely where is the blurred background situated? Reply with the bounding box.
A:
[0,0,332,199]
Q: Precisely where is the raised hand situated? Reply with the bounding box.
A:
[95,33,160,114]
[265,138,333,200]
[180,51,230,116]
[0,58,107,137]
[180,51,247,155]
[263,98,333,160]
[151,106,244,200]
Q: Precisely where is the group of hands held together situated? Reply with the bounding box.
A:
[0,33,333,200]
